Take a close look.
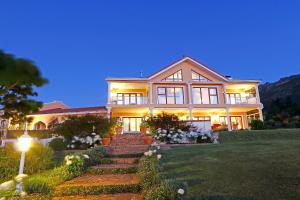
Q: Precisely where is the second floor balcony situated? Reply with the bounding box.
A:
[110,95,148,105]
[226,95,258,105]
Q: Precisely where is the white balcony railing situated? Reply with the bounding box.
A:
[110,96,148,105]
[226,96,258,104]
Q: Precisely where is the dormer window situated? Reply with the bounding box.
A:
[192,70,210,82]
[163,70,183,82]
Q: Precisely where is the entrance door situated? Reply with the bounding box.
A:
[123,117,142,133]
[230,116,243,130]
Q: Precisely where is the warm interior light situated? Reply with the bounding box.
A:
[18,134,32,152]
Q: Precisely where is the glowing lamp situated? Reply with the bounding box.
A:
[17,133,32,152]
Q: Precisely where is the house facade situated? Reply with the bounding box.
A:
[6,56,263,133]
[106,56,263,132]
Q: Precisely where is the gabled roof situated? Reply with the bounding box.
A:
[148,56,229,81]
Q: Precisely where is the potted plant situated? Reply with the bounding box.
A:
[140,121,148,134]
[144,133,152,145]
[115,121,123,134]
[101,133,111,146]
[109,129,116,140]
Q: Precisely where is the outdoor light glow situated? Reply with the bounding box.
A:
[17,134,32,152]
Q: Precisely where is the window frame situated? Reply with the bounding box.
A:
[116,93,143,105]
[163,70,183,82]
[191,70,211,82]
[157,87,184,104]
[192,87,219,104]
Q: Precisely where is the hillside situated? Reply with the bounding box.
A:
[259,74,300,110]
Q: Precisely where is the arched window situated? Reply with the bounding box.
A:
[48,118,59,129]
[34,121,46,130]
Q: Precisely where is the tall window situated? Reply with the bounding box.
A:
[192,71,210,82]
[123,117,142,132]
[163,70,183,82]
[157,87,184,104]
[227,93,241,104]
[117,93,143,105]
[192,87,218,104]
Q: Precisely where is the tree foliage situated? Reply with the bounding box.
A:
[0,50,48,124]
[53,115,111,140]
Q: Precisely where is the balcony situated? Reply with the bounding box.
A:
[226,96,258,105]
[110,96,148,105]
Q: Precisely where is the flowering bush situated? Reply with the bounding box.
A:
[153,127,215,144]
[66,133,101,150]
[64,154,89,176]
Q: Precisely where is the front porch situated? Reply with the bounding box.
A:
[109,106,262,133]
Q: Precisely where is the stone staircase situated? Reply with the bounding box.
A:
[105,134,149,155]
[53,134,149,200]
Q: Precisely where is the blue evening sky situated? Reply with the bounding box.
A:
[0,0,299,107]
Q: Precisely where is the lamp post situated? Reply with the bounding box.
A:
[16,123,32,193]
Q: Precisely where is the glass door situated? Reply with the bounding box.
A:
[230,116,243,130]
[122,117,142,133]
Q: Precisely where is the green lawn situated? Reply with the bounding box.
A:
[160,129,300,200]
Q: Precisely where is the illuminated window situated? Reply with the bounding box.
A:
[157,87,184,104]
[117,93,143,105]
[192,87,218,104]
[192,71,210,82]
[163,70,183,81]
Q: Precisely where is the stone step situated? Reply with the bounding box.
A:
[88,164,138,174]
[106,149,146,155]
[52,193,142,200]
[110,158,139,164]
[55,174,140,196]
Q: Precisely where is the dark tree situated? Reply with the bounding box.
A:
[0,50,48,125]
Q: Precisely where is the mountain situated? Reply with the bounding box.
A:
[259,74,300,110]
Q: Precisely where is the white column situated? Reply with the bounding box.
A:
[106,107,111,120]
[226,107,232,131]
[189,107,193,121]
[107,82,111,105]
[150,107,154,118]
[149,82,153,118]
[223,84,227,104]
[187,82,192,105]
[149,82,153,105]
[255,84,261,104]
[258,108,264,121]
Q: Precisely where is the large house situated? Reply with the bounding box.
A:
[15,56,263,132]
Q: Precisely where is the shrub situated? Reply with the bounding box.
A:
[24,176,52,194]
[138,156,161,190]
[0,143,53,182]
[53,115,110,141]
[49,138,67,151]
[83,146,106,166]
[249,119,265,130]
[143,180,176,200]
[25,143,54,174]
[64,154,86,177]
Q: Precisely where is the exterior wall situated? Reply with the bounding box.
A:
[107,57,264,131]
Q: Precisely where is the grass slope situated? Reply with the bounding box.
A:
[161,129,300,200]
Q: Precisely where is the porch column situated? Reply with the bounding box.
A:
[226,107,232,131]
[150,107,154,117]
[149,81,153,105]
[189,107,193,121]
[255,84,261,104]
[223,84,227,104]
[106,107,111,120]
[107,82,111,105]
[187,82,192,104]
[258,108,264,121]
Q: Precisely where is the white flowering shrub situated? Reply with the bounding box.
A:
[66,133,101,150]
[153,126,214,144]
